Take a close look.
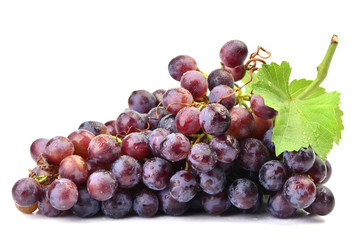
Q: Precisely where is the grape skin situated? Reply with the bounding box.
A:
[306,155,327,184]
[188,143,218,172]
[71,186,100,218]
[133,188,159,218]
[12,177,42,207]
[258,160,287,191]
[111,155,142,189]
[162,87,194,115]
[169,170,198,202]
[30,138,48,162]
[180,70,208,99]
[283,147,315,173]
[250,94,278,120]
[228,178,259,210]
[115,110,148,136]
[47,178,79,211]
[128,90,157,114]
[59,155,88,185]
[37,186,62,217]
[283,175,316,209]
[87,170,118,201]
[158,188,189,216]
[268,190,296,218]
[142,157,173,190]
[44,136,75,165]
[168,55,198,81]
[219,40,248,68]
[210,134,240,164]
[202,189,231,215]
[198,167,226,195]
[79,121,108,136]
[160,133,191,162]
[208,85,236,110]
[88,134,121,165]
[101,188,132,218]
[148,128,170,157]
[305,185,335,216]
[199,103,231,136]
[68,129,95,159]
[207,69,234,91]
[120,132,150,161]
[175,106,201,135]
[226,106,254,140]
[237,138,269,172]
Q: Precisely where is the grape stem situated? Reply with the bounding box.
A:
[296,35,338,100]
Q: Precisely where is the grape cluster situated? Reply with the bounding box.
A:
[12,40,335,219]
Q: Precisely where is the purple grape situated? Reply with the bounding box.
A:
[306,155,327,184]
[68,129,95,159]
[268,190,296,218]
[148,128,170,156]
[198,167,226,195]
[259,160,287,191]
[37,186,62,217]
[147,106,169,130]
[162,87,194,115]
[111,155,142,189]
[88,134,121,165]
[158,114,178,133]
[228,178,259,209]
[47,178,79,211]
[283,147,315,173]
[160,133,191,162]
[105,120,117,136]
[101,188,132,218]
[202,189,231,215]
[283,175,316,209]
[225,64,246,82]
[175,106,201,135]
[142,157,173,190]
[169,170,198,202]
[59,155,88,185]
[30,138,48,161]
[158,188,189,216]
[120,132,150,161]
[180,70,208,99]
[210,135,240,164]
[71,186,100,218]
[12,177,42,207]
[133,188,159,217]
[321,160,332,184]
[219,40,248,68]
[168,55,198,81]
[241,190,263,214]
[188,143,218,172]
[115,110,148,136]
[250,94,278,120]
[152,89,166,105]
[208,85,236,110]
[44,136,75,165]
[128,90,157,114]
[226,107,254,140]
[305,185,335,216]
[237,138,269,172]
[87,170,118,201]
[79,121,108,136]
[207,69,234,90]
[199,103,231,136]
[262,128,275,156]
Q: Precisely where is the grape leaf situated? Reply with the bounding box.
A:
[250,61,341,160]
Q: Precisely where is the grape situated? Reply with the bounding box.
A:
[128,90,157,114]
[115,110,148,136]
[268,190,296,218]
[208,85,236,110]
[71,186,100,218]
[241,190,263,214]
[175,106,201,135]
[152,89,166,105]
[158,188,189,216]
[101,188,132,218]
[15,202,38,214]
[30,138,48,161]
[199,103,231,136]
[47,178,79,211]
[87,170,118,201]
[228,178,259,209]
[226,106,254,140]
[160,133,191,162]
[258,160,287,191]
[220,40,248,68]
[111,155,142,189]
[202,189,231,215]
[237,138,269,172]
[88,134,121,165]
[168,55,198,81]
[120,132,150,161]
[180,70,208,99]
[79,121,108,136]
[306,155,327,184]
[250,94,278,120]
[321,160,332,184]
[148,128,170,156]
[59,155,88,185]
[37,186,62,217]
[12,177,42,207]
[86,159,102,175]
[262,128,275,156]
[283,147,315,173]
[44,136,75,165]
[305,185,335,216]
[104,120,117,136]
[147,106,169,130]
[283,175,316,209]
[68,129,95,159]
[158,114,178,133]
[133,188,159,217]
[198,167,226,195]
[209,134,240,163]
[142,157,173,190]
[250,114,273,140]
[188,143,218,172]
[207,69,234,91]
[169,170,198,202]
[162,87,194,115]
[225,64,246,81]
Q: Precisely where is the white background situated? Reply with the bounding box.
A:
[0,0,358,239]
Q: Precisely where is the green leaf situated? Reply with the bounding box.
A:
[334,105,344,145]
[251,61,341,160]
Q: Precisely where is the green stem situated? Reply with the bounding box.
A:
[198,69,208,78]
[296,35,338,100]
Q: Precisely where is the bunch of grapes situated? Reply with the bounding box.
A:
[12,40,335,219]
